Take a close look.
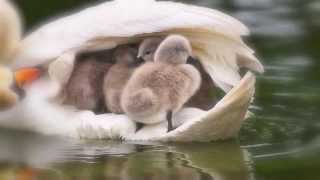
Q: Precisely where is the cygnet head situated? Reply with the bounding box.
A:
[114,45,139,66]
[154,35,192,65]
[137,37,163,62]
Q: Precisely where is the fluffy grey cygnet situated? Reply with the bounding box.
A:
[139,37,218,110]
[103,45,143,114]
[122,35,201,132]
[64,56,112,112]
[137,37,163,62]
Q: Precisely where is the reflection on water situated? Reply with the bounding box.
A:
[0,130,251,180]
[2,0,320,180]
[1,129,319,180]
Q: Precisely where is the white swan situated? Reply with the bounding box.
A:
[0,0,263,142]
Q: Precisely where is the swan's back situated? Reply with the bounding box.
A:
[12,0,262,92]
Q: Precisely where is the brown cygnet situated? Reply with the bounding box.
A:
[103,45,143,114]
[63,52,113,112]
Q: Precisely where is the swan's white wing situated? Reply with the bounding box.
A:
[12,0,262,92]
[0,0,21,63]
[172,31,263,92]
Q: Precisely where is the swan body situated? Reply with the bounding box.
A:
[0,0,263,142]
[13,0,263,91]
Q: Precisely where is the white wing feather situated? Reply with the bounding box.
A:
[12,0,263,91]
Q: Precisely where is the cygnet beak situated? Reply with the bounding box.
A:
[187,56,197,64]
[136,57,145,65]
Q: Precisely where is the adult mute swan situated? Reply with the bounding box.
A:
[0,0,263,142]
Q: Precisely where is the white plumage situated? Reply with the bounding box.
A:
[12,0,263,92]
[0,0,263,142]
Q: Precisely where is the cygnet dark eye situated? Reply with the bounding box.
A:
[145,51,151,55]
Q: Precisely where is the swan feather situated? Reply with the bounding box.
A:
[12,0,262,91]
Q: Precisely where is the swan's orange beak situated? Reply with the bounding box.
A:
[14,67,42,88]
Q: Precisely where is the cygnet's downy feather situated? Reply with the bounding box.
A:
[122,35,201,128]
[103,45,140,114]
[63,58,112,111]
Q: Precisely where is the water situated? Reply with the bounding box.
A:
[1,0,320,179]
